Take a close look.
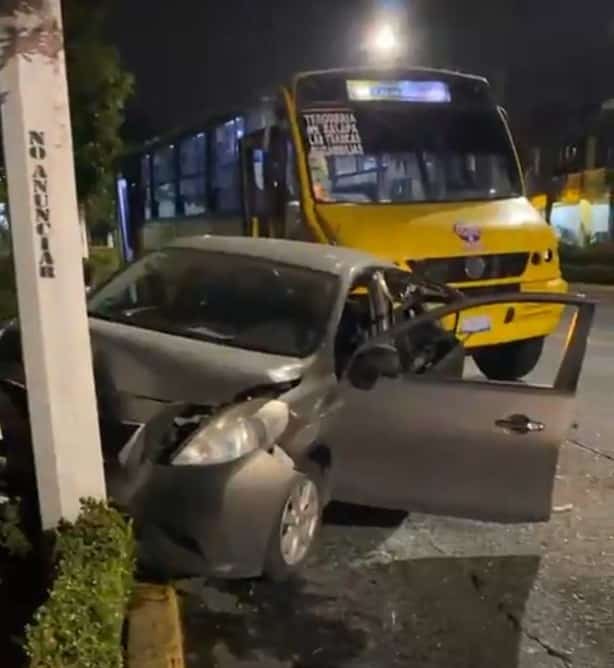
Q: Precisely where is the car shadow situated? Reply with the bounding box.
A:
[323,501,408,528]
[179,575,369,667]
[178,553,541,668]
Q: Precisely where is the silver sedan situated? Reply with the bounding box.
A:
[0,237,595,580]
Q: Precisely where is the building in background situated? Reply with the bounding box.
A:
[524,100,614,246]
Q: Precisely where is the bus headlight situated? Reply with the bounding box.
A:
[172,400,290,466]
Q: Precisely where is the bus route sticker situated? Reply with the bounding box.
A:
[303,110,364,156]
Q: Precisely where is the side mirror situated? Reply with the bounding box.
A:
[348,343,401,390]
[498,105,510,124]
[284,200,302,239]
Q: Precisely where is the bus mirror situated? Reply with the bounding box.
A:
[284,200,302,239]
[498,106,510,124]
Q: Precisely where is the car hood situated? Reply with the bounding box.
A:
[0,318,309,419]
[89,318,309,410]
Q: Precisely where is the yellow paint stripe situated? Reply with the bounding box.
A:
[127,584,184,668]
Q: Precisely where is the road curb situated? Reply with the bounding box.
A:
[127,583,185,668]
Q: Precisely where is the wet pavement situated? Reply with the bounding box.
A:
[178,290,614,668]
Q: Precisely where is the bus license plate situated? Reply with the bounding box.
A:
[459,315,492,334]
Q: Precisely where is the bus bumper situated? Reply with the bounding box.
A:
[454,277,568,350]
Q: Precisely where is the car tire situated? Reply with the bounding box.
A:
[472,337,545,381]
[263,471,322,582]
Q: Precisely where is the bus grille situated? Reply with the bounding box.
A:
[408,253,529,283]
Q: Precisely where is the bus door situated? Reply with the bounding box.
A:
[240,127,301,239]
[241,129,269,237]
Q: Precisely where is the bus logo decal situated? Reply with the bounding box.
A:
[454,223,481,247]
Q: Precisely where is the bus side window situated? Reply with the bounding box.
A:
[212,118,243,214]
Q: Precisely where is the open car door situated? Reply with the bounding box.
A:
[324,293,595,523]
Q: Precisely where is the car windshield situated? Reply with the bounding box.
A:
[87,248,339,357]
[302,105,522,204]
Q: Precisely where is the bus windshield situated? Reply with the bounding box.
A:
[301,105,522,205]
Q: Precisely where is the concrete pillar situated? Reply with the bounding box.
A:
[0,0,106,529]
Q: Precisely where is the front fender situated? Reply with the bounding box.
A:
[129,449,302,578]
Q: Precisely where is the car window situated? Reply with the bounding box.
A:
[334,268,449,377]
[334,282,372,377]
[88,248,339,358]
[364,298,580,387]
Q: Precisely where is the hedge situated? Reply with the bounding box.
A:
[0,499,32,559]
[25,499,136,668]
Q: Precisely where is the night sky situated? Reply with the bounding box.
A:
[109,0,614,137]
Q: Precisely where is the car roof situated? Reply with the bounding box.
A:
[168,236,395,276]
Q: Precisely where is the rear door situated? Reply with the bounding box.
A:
[324,293,594,522]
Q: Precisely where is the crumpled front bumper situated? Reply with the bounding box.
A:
[110,432,301,579]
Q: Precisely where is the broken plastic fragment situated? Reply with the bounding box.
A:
[553,504,574,513]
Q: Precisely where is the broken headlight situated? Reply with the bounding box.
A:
[172,400,289,466]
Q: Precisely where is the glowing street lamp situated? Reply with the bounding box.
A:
[365,21,405,63]
[373,24,398,54]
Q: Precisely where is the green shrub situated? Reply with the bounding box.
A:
[89,247,121,285]
[0,499,32,558]
[0,288,17,321]
[25,499,136,668]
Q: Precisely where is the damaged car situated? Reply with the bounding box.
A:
[0,236,595,580]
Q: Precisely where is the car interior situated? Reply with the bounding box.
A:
[334,271,465,381]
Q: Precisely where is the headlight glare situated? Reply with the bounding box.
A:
[172,400,289,466]
[173,418,259,466]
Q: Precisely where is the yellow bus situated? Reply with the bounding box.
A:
[119,67,566,380]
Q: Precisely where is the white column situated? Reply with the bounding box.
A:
[0,0,106,529]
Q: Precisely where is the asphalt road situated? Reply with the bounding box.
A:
[180,288,614,668]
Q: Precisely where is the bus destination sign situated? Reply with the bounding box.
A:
[346,79,452,104]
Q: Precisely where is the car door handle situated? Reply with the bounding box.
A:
[495,414,545,435]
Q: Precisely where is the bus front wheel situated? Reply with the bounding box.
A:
[472,337,544,381]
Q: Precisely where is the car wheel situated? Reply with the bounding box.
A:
[472,337,544,381]
[263,473,321,582]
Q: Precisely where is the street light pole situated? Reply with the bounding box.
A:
[0,0,106,528]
